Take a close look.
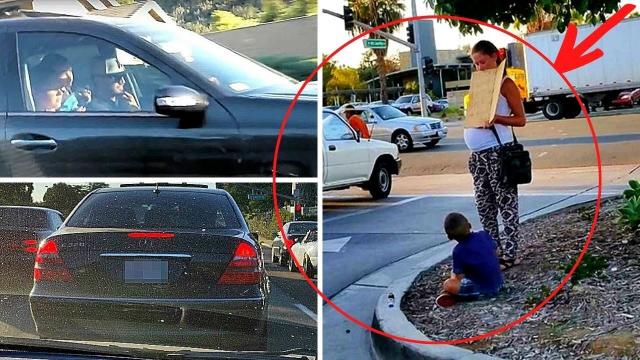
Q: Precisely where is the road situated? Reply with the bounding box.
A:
[0,246,317,355]
[400,112,640,175]
[322,182,633,359]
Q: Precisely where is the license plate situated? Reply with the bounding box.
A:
[124,260,168,284]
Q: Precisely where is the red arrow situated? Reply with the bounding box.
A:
[554,3,636,73]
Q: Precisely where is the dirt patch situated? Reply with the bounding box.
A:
[401,197,640,359]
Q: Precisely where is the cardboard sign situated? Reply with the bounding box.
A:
[464,60,507,128]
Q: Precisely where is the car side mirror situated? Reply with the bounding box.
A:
[155,86,208,129]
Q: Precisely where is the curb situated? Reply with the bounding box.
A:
[370,195,617,360]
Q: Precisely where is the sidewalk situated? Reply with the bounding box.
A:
[326,165,639,196]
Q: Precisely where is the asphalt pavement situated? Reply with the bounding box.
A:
[0,247,317,355]
[322,185,627,359]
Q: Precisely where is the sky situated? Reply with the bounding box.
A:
[319,0,640,67]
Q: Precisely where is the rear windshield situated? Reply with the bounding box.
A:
[0,208,50,230]
[287,222,316,235]
[67,191,240,230]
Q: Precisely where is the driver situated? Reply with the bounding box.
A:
[86,57,139,112]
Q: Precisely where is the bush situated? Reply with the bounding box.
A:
[618,195,640,231]
[623,180,640,200]
[563,253,609,285]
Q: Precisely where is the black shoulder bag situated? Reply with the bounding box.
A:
[489,126,532,185]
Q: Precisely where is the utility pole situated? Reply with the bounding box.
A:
[410,0,428,116]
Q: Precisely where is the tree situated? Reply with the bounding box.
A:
[349,0,405,103]
[322,56,338,91]
[261,0,284,22]
[0,183,34,206]
[41,183,109,216]
[286,0,309,18]
[325,66,363,91]
[426,0,621,34]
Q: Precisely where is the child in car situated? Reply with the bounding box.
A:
[436,212,503,308]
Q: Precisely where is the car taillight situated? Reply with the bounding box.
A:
[23,239,38,253]
[34,239,72,282]
[128,232,175,238]
[217,242,260,285]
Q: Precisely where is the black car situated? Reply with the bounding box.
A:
[0,206,63,294]
[0,14,316,177]
[29,185,270,350]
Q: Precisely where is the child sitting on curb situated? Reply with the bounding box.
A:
[436,212,503,308]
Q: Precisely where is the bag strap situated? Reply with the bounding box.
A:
[490,125,519,146]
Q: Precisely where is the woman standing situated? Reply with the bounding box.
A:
[464,40,527,270]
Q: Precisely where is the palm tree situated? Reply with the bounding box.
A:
[515,5,587,33]
[348,0,405,103]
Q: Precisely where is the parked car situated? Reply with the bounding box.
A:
[323,109,401,199]
[290,229,317,277]
[369,100,395,106]
[356,105,447,152]
[391,94,434,115]
[271,221,317,266]
[611,88,640,108]
[434,98,449,108]
[0,15,316,177]
[0,206,63,295]
[29,184,269,350]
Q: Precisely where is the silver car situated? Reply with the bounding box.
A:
[357,105,448,152]
[392,94,434,115]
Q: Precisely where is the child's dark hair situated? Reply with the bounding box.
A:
[444,212,470,240]
[471,40,499,57]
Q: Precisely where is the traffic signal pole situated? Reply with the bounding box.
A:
[410,0,429,116]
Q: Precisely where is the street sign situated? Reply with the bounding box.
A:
[363,38,387,49]
[248,194,267,201]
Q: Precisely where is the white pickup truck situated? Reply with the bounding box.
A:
[322,109,402,199]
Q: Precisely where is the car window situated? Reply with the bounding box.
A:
[67,191,239,230]
[395,96,411,104]
[287,223,316,235]
[17,32,176,113]
[372,105,407,120]
[323,113,355,141]
[0,208,49,230]
[361,109,376,122]
[48,212,64,230]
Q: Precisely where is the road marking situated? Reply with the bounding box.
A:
[294,303,317,321]
[323,236,351,253]
[324,195,427,223]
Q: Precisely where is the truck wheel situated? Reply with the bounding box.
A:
[564,101,582,119]
[304,256,316,278]
[542,99,564,120]
[288,256,297,272]
[279,252,287,266]
[368,160,392,199]
[392,131,413,152]
[271,248,279,264]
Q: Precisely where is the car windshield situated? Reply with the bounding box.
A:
[288,222,317,235]
[0,208,49,230]
[371,105,408,120]
[67,191,240,230]
[395,96,412,104]
[120,22,297,93]
[305,231,317,242]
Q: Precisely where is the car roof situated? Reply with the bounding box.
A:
[92,186,229,196]
[0,205,61,214]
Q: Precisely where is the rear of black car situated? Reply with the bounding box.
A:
[0,206,63,295]
[29,187,269,350]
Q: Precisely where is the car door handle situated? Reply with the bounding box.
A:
[10,139,58,151]
[328,145,336,151]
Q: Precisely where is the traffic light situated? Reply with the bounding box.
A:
[343,6,354,31]
[423,56,434,76]
[294,203,302,220]
[406,23,414,44]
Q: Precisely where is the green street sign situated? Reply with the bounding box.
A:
[248,194,267,201]
[363,38,387,49]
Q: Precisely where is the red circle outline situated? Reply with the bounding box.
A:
[272,14,602,345]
